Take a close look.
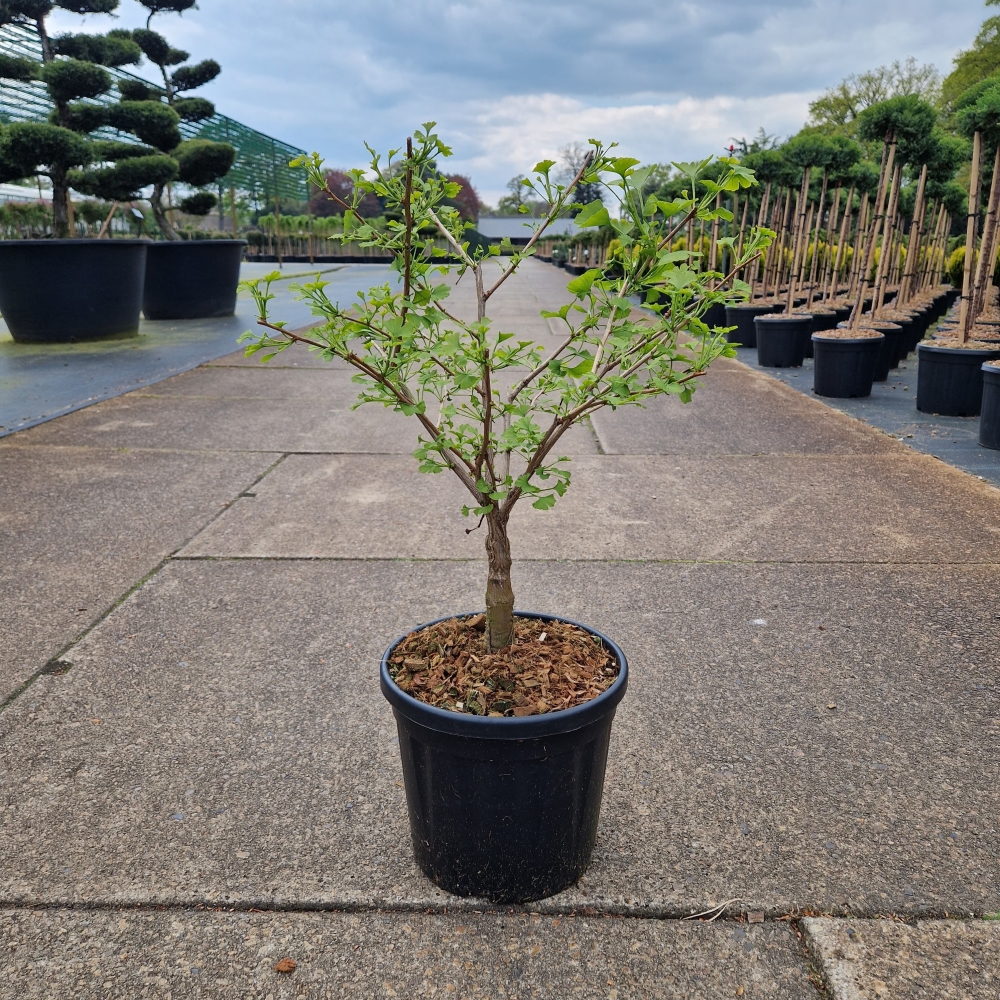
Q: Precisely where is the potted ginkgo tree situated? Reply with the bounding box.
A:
[240,125,773,903]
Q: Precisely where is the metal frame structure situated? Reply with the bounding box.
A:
[0,21,307,209]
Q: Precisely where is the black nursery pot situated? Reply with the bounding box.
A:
[802,308,836,359]
[917,342,1000,416]
[754,314,812,368]
[724,303,774,347]
[143,239,247,320]
[702,301,728,330]
[839,321,901,382]
[0,238,149,343]
[812,333,883,398]
[380,612,628,903]
[979,363,1000,449]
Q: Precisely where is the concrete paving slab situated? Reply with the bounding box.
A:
[803,917,1000,999]
[591,359,897,456]
[0,908,815,1000]
[14,368,598,457]
[1,559,996,917]
[179,451,1000,564]
[0,445,273,700]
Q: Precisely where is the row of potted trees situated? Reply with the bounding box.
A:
[0,0,245,342]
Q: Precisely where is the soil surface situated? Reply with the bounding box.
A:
[814,329,883,340]
[388,614,619,716]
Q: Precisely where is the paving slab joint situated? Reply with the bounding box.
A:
[0,452,291,714]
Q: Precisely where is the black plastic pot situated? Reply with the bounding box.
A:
[380,611,628,903]
[702,301,728,330]
[838,321,901,382]
[755,314,811,367]
[979,363,1000,449]
[802,309,836,359]
[917,342,1000,416]
[0,238,149,343]
[812,333,883,398]
[143,240,247,319]
[724,303,773,347]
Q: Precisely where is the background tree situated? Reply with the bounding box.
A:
[310,169,381,217]
[444,173,481,223]
[559,141,603,209]
[809,58,941,134]
[942,0,1000,111]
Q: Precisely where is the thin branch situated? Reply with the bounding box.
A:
[508,329,579,403]
[427,207,475,267]
[483,153,596,302]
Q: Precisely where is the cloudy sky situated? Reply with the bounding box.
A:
[54,0,987,207]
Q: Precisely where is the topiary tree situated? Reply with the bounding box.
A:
[0,0,143,236]
[109,0,234,238]
[240,126,774,653]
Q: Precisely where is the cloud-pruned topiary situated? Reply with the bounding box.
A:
[96,0,234,237]
[0,0,137,235]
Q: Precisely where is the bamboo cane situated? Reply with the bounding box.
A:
[850,138,896,329]
[807,169,829,300]
[960,131,984,341]
[828,186,854,302]
[972,145,1000,319]
[899,164,928,305]
[873,162,902,313]
[819,185,841,301]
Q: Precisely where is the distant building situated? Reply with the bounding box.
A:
[474,216,579,246]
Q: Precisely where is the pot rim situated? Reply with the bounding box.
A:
[0,238,152,247]
[812,332,884,344]
[917,342,1000,356]
[147,239,248,247]
[380,610,628,740]
[754,313,813,324]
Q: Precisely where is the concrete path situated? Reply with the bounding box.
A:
[1,259,998,997]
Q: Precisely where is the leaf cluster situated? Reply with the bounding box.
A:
[239,126,774,522]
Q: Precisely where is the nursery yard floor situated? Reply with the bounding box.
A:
[733,339,1000,488]
[1,258,998,998]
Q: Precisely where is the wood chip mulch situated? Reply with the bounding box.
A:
[388,615,619,717]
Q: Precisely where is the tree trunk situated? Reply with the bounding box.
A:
[50,167,70,239]
[485,510,514,652]
[150,183,180,240]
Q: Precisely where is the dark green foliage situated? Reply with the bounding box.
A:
[56,1,119,13]
[90,138,156,160]
[855,95,937,149]
[0,121,89,176]
[69,152,176,200]
[39,58,111,104]
[131,27,171,65]
[173,96,214,122]
[741,149,797,186]
[848,159,881,195]
[51,31,141,67]
[0,52,37,80]
[137,0,197,14]
[0,1,55,23]
[117,78,158,102]
[952,73,1000,115]
[923,130,969,182]
[784,133,837,169]
[827,135,862,180]
[171,58,219,92]
[54,101,108,133]
[179,190,217,215]
[108,99,180,151]
[957,84,1000,148]
[174,138,234,185]
[927,179,968,219]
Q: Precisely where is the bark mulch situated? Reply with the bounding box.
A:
[387,614,619,717]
